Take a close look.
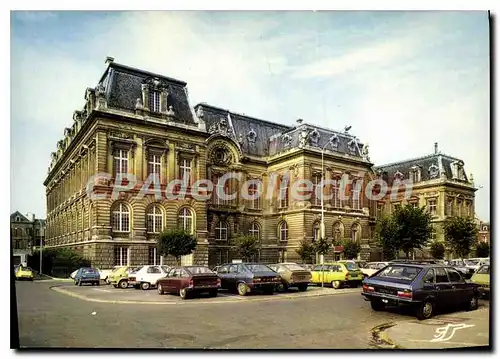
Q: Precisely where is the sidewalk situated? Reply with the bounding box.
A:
[378,307,490,349]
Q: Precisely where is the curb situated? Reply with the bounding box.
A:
[51,285,361,305]
[371,322,401,349]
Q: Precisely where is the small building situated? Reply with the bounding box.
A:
[10,211,46,266]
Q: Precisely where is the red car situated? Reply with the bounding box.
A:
[157,266,221,299]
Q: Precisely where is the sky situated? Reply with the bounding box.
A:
[10,10,490,221]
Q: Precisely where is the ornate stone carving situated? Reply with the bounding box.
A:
[143,77,169,91]
[361,143,370,161]
[238,133,244,145]
[178,142,195,150]
[109,131,133,140]
[196,107,204,119]
[247,129,257,143]
[94,83,107,110]
[347,139,357,154]
[208,117,231,137]
[394,171,404,180]
[310,129,320,146]
[298,129,309,148]
[166,106,175,116]
[282,134,292,148]
[428,164,439,179]
[57,140,65,151]
[135,97,143,110]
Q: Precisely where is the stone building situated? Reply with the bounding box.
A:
[43,57,378,268]
[11,211,45,266]
[373,143,476,259]
[476,219,490,245]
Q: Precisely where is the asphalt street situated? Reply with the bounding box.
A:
[13,280,489,349]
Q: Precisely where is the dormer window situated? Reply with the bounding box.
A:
[149,90,161,113]
[410,166,421,183]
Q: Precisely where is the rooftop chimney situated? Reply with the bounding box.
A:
[434,142,438,154]
[296,118,303,125]
[105,56,115,66]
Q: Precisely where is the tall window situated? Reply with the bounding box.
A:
[114,247,129,266]
[148,153,162,180]
[179,158,192,185]
[111,203,130,232]
[457,200,463,217]
[114,149,129,176]
[351,224,361,243]
[148,247,161,265]
[146,205,163,233]
[213,175,230,206]
[427,199,437,215]
[331,178,340,208]
[279,221,288,241]
[279,176,289,208]
[351,180,361,210]
[410,201,419,208]
[249,222,260,239]
[215,221,228,241]
[178,207,194,234]
[313,222,320,241]
[313,173,322,206]
[149,90,161,113]
[248,183,260,209]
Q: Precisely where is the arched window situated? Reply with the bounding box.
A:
[279,221,288,241]
[178,207,194,235]
[146,204,163,233]
[313,221,320,242]
[215,221,228,241]
[333,221,344,243]
[351,223,361,243]
[249,222,260,240]
[111,202,130,232]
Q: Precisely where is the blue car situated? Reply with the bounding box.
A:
[74,267,100,286]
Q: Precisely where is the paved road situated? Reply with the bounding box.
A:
[13,281,489,349]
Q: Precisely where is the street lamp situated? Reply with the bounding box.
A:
[320,136,337,287]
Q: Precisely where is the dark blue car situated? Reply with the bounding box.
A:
[361,263,479,320]
[214,263,281,296]
[74,267,100,286]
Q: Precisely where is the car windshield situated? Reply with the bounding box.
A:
[476,265,489,275]
[246,264,272,272]
[283,264,306,271]
[375,265,421,282]
[187,266,213,274]
[82,268,96,273]
[343,262,360,271]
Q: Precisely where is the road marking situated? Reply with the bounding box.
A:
[430,323,476,342]
[92,288,113,293]
[409,339,486,346]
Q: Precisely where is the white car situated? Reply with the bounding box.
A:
[129,265,171,290]
[362,262,390,278]
[70,269,78,279]
[97,266,125,284]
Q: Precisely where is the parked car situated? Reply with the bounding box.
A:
[73,267,101,286]
[464,258,489,272]
[310,262,364,289]
[214,263,281,296]
[109,266,141,289]
[15,266,34,281]
[97,266,125,284]
[470,264,490,298]
[362,262,390,278]
[129,265,171,290]
[267,263,311,292]
[361,263,479,320]
[448,259,475,279]
[157,266,220,299]
[69,269,78,279]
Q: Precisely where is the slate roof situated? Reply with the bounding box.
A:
[374,152,470,186]
[102,62,196,125]
[10,211,30,223]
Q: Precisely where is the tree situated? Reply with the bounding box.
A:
[342,240,361,260]
[375,215,399,261]
[296,240,315,264]
[375,205,434,260]
[429,241,446,259]
[157,229,197,265]
[314,237,331,262]
[475,242,490,258]
[443,216,478,258]
[233,235,259,262]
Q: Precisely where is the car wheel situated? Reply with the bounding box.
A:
[416,300,434,320]
[119,280,128,289]
[179,288,189,300]
[466,295,479,311]
[141,282,150,291]
[370,299,385,311]
[157,284,164,295]
[276,282,287,292]
[332,280,341,289]
[237,283,248,296]
[297,284,308,292]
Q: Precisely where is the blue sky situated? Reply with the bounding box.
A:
[10,10,490,221]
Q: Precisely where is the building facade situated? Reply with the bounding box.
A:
[476,219,490,245]
[11,211,46,266]
[43,57,380,268]
[374,143,477,259]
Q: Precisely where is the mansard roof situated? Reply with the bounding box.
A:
[374,150,470,186]
[10,211,30,223]
[102,61,196,125]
